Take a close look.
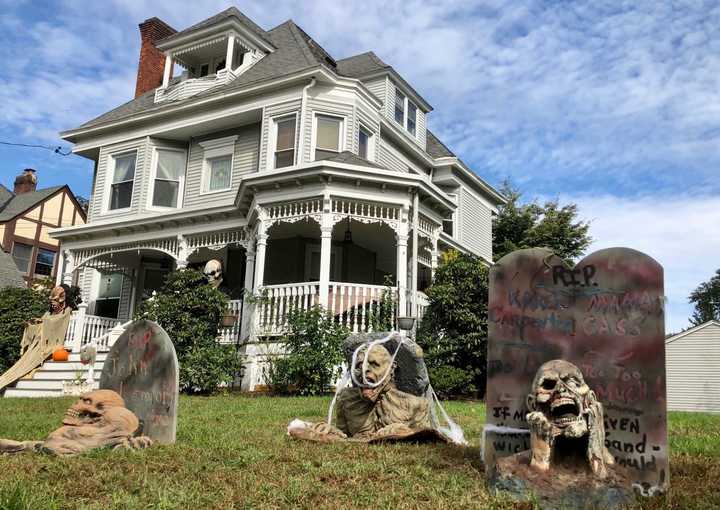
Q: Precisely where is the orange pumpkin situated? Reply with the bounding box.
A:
[52,348,69,362]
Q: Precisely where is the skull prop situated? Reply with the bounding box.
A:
[526,360,615,478]
[0,390,153,456]
[203,259,223,288]
[49,286,67,314]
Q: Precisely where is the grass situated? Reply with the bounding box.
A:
[0,396,717,509]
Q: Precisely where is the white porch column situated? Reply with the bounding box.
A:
[241,246,256,341]
[62,249,75,286]
[396,221,409,318]
[252,224,268,294]
[176,234,188,269]
[410,192,419,317]
[430,236,439,279]
[162,54,173,89]
[72,302,88,353]
[225,35,236,72]
[318,195,333,309]
[55,249,65,286]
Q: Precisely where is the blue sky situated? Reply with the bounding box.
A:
[1,0,719,331]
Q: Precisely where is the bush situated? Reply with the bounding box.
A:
[266,306,347,396]
[137,270,244,394]
[418,250,489,398]
[0,287,49,372]
[427,365,476,399]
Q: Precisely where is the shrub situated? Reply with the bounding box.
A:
[427,365,476,399]
[418,250,489,398]
[368,275,396,332]
[266,306,347,396]
[0,287,49,372]
[137,269,244,394]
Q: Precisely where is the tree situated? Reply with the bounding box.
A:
[417,251,489,397]
[137,269,244,393]
[689,269,720,325]
[493,182,592,261]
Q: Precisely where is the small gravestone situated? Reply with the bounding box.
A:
[485,247,668,506]
[100,320,178,444]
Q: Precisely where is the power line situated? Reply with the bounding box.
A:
[0,141,72,156]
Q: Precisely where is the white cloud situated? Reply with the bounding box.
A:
[565,193,720,333]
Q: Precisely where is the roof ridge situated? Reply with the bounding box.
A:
[284,21,316,66]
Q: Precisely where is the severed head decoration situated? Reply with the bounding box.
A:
[352,344,395,402]
[203,259,223,289]
[526,359,615,478]
[49,286,67,314]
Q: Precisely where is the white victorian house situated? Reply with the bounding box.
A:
[41,8,503,392]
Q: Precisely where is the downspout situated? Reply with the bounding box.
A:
[297,77,317,165]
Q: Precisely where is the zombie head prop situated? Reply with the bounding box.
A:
[352,343,394,402]
[526,360,615,478]
[0,389,152,456]
[203,259,223,288]
[49,286,67,314]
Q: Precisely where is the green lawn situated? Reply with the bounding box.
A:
[0,396,717,509]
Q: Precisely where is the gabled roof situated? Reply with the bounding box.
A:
[0,250,25,288]
[0,186,64,223]
[76,20,335,131]
[666,320,720,344]
[157,7,272,48]
[0,185,13,208]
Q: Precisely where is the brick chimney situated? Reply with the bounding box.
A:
[134,17,177,98]
[13,169,37,194]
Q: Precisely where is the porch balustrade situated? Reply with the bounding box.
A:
[219,299,244,344]
[65,304,120,352]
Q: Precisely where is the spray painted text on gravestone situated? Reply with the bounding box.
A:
[485,247,668,494]
[100,320,178,444]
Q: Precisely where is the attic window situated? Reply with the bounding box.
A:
[394,90,405,125]
[394,87,419,138]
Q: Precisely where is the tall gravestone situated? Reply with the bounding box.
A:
[100,320,178,444]
[485,247,668,497]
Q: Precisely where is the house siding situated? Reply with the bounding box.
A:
[259,99,301,171]
[458,188,492,261]
[666,322,720,413]
[365,77,387,107]
[89,138,149,221]
[183,124,260,208]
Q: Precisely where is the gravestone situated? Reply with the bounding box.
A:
[485,247,668,499]
[100,320,178,444]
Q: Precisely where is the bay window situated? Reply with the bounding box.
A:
[151,148,186,208]
[108,151,136,210]
[274,116,296,168]
[314,115,342,160]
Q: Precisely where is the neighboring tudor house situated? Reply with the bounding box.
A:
[49,8,504,390]
[665,321,720,414]
[0,169,86,285]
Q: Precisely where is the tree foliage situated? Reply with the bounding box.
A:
[137,269,243,393]
[418,251,489,398]
[266,306,348,396]
[0,287,49,372]
[493,182,592,261]
[689,269,720,326]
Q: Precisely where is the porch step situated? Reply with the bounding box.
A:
[4,353,107,398]
[3,388,71,398]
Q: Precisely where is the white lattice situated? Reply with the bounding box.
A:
[186,228,249,253]
[418,213,439,242]
[331,199,401,230]
[74,237,179,269]
[265,199,323,226]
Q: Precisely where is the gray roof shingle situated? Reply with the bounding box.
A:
[0,250,25,288]
[0,186,64,223]
[157,7,272,48]
[0,185,13,208]
[316,150,386,169]
[426,130,456,159]
[77,20,334,130]
[336,51,389,78]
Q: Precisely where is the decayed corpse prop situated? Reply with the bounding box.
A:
[288,332,466,444]
[0,390,152,456]
[0,285,75,392]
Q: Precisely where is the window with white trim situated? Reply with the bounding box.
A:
[273,116,296,168]
[394,87,419,137]
[95,272,123,319]
[151,148,186,208]
[108,151,136,210]
[34,248,55,276]
[314,114,342,160]
[358,126,374,160]
[198,136,237,193]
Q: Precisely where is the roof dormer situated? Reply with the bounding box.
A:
[151,8,275,103]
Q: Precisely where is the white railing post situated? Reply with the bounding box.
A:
[72,302,88,353]
[319,195,333,309]
[107,322,125,350]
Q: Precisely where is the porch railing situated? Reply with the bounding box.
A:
[255,282,320,335]
[328,282,396,333]
[219,299,244,344]
[65,304,120,352]
[416,291,430,320]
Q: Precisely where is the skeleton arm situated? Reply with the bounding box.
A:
[585,392,613,479]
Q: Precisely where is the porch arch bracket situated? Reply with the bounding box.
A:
[330,198,402,232]
[184,227,251,255]
[72,237,181,270]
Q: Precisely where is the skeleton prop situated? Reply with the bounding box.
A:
[288,333,466,444]
[525,360,615,478]
[203,259,223,289]
[0,390,152,456]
